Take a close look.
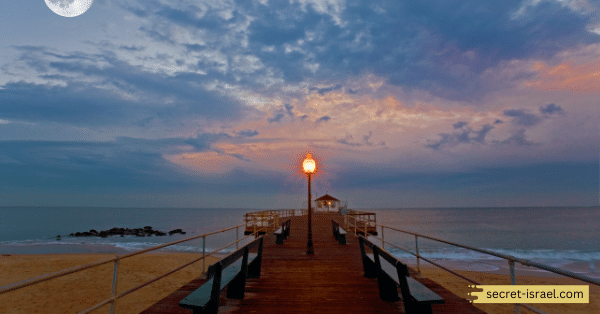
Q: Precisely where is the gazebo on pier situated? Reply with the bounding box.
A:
[314,194,342,212]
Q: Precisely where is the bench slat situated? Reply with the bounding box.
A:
[365,253,444,303]
[406,278,445,303]
[179,268,238,309]
[179,278,214,309]
[179,252,258,310]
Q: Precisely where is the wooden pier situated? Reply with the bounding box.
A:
[140,212,485,314]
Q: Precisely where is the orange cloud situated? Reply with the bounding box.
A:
[165,85,507,176]
[164,152,241,175]
[525,60,600,93]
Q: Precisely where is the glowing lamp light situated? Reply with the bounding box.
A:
[302,152,316,254]
[302,153,316,174]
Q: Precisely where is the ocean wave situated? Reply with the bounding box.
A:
[2,238,599,263]
[385,246,600,262]
[0,237,242,255]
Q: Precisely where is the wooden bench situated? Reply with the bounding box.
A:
[331,220,347,245]
[274,219,291,245]
[358,236,444,314]
[179,236,263,314]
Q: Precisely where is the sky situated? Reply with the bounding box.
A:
[0,0,599,209]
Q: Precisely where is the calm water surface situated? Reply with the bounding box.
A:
[1,207,598,268]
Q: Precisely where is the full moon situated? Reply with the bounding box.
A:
[45,0,93,18]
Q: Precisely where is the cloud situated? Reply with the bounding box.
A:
[183,132,232,151]
[496,129,535,146]
[315,115,331,123]
[426,124,495,149]
[329,160,599,207]
[503,109,542,127]
[525,56,600,93]
[0,81,138,126]
[115,0,595,100]
[540,103,565,115]
[234,129,259,137]
[1,46,247,125]
[119,45,146,52]
[453,121,468,129]
[8,0,600,106]
[0,140,183,192]
[338,131,385,147]
[268,112,285,123]
[0,139,294,204]
[310,84,343,95]
[284,104,295,118]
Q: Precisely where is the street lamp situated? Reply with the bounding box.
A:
[302,153,316,255]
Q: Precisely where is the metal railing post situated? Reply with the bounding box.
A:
[201,236,207,279]
[381,226,385,250]
[109,257,119,314]
[415,235,421,277]
[236,226,239,250]
[509,260,520,314]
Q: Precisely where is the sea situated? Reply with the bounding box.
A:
[1,206,598,278]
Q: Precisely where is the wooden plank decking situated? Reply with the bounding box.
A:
[140,213,485,314]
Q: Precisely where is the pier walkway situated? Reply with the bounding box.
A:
[140,213,485,314]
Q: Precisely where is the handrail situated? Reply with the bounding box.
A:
[244,209,296,235]
[0,221,274,314]
[0,222,244,295]
[379,224,600,286]
[343,210,374,237]
[374,224,599,314]
[78,235,264,314]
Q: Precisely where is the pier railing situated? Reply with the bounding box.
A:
[342,209,377,235]
[244,209,296,235]
[0,222,276,314]
[369,224,600,314]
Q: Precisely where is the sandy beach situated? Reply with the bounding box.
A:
[0,253,220,314]
[1,253,598,314]
[419,265,599,314]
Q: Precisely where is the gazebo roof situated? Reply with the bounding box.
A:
[315,194,339,202]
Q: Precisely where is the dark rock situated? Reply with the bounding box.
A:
[168,229,184,235]
[69,226,181,238]
[108,227,125,235]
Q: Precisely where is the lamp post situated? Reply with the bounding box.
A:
[302,153,316,255]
